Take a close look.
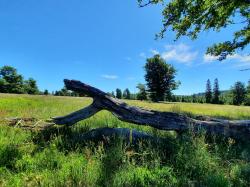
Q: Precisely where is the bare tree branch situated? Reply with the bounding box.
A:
[53,79,250,140]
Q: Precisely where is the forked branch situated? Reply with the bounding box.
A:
[53,79,250,140]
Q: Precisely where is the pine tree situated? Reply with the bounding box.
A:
[212,78,220,104]
[205,79,212,103]
[116,88,122,99]
[123,88,131,99]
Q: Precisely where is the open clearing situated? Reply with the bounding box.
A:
[1,93,250,120]
[1,94,250,186]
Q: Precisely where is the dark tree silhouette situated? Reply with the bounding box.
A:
[44,89,49,95]
[123,88,131,99]
[116,88,122,99]
[212,78,220,104]
[205,79,212,103]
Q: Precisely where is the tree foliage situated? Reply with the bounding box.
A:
[212,78,220,104]
[231,81,247,105]
[138,0,250,60]
[116,88,122,99]
[205,79,212,103]
[145,55,179,102]
[24,78,39,94]
[0,66,25,94]
[44,89,49,95]
[0,66,40,94]
[123,88,131,99]
[136,83,148,100]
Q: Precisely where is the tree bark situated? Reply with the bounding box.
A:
[53,79,250,140]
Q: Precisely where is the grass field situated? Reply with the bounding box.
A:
[0,94,250,186]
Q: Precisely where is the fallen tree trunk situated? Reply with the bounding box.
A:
[53,79,250,140]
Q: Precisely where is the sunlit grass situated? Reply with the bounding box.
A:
[1,93,250,120]
[0,94,250,186]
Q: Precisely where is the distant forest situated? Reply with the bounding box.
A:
[0,64,250,106]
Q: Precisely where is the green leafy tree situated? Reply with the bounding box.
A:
[245,80,250,105]
[116,88,122,99]
[145,55,179,102]
[212,78,220,104]
[205,79,212,103]
[136,83,147,100]
[44,89,49,95]
[0,78,7,93]
[246,80,250,93]
[54,87,71,96]
[0,66,25,93]
[231,81,246,105]
[192,94,197,103]
[123,88,131,99]
[24,78,39,94]
[138,0,250,60]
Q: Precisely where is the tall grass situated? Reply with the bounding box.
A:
[0,94,250,186]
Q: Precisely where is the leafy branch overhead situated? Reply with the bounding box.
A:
[138,0,250,60]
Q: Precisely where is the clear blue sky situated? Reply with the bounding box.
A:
[0,0,249,95]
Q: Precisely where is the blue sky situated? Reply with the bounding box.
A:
[0,0,249,95]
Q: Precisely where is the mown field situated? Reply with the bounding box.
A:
[0,94,250,186]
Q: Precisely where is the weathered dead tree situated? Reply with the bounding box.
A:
[53,79,250,140]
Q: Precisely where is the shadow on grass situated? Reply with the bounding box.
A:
[27,123,250,186]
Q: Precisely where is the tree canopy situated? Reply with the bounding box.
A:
[136,83,148,100]
[123,88,131,99]
[145,54,179,101]
[116,88,122,99]
[231,81,247,105]
[138,0,250,60]
[0,66,25,93]
[0,66,39,94]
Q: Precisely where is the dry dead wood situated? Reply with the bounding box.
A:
[51,79,250,140]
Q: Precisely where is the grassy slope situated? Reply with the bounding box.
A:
[0,94,250,186]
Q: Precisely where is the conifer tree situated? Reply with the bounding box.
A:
[116,88,122,99]
[212,78,220,104]
[123,88,131,99]
[205,79,212,103]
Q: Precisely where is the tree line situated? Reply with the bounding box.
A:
[111,54,250,106]
[1,61,250,106]
[172,79,250,106]
[0,66,40,94]
[0,65,86,96]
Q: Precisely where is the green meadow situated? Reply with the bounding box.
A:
[0,94,250,186]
